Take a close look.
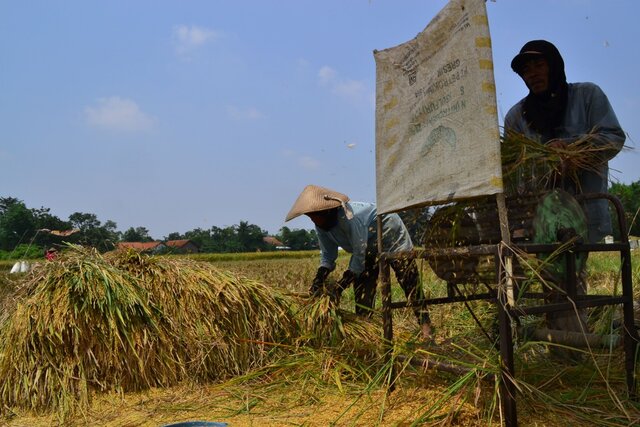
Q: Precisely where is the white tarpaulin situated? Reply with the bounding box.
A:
[374,0,502,214]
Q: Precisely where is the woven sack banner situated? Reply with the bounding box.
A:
[374,0,502,214]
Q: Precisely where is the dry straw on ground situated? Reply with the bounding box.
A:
[1,244,639,425]
[0,245,298,419]
[0,247,394,423]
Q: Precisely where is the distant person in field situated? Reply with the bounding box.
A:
[45,247,58,261]
[285,184,432,340]
[504,39,625,244]
[504,39,625,338]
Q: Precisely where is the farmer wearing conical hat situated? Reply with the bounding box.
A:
[286,184,432,340]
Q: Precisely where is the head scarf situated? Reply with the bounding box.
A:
[511,40,568,141]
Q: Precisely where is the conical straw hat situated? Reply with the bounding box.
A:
[285,185,350,222]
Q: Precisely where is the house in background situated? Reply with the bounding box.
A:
[117,241,166,254]
[263,236,283,247]
[263,236,291,250]
[166,239,199,254]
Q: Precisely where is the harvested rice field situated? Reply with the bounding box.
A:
[1,246,639,426]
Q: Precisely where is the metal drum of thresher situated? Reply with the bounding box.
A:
[422,202,482,284]
[529,189,589,281]
[422,189,588,284]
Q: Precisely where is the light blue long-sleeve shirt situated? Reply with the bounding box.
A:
[316,201,413,275]
[504,82,625,242]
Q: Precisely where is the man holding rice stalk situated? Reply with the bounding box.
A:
[504,40,625,340]
[285,184,432,341]
[505,39,625,244]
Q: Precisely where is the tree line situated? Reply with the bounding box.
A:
[0,196,318,259]
[609,181,640,238]
[2,181,639,259]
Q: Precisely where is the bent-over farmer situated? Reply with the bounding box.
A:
[285,184,432,340]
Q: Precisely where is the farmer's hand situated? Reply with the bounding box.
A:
[548,138,578,175]
[546,139,568,150]
[309,266,331,297]
[325,270,357,304]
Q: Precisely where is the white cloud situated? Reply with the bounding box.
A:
[318,66,337,85]
[298,155,320,170]
[333,79,366,98]
[84,97,155,131]
[281,150,320,171]
[317,65,370,104]
[227,106,265,120]
[173,24,219,55]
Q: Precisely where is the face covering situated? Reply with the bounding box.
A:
[514,40,569,141]
[311,208,339,231]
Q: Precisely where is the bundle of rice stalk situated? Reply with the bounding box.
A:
[297,293,384,354]
[501,129,621,195]
[107,249,299,380]
[297,294,343,346]
[0,245,170,416]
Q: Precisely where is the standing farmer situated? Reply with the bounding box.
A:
[505,39,625,244]
[504,40,625,339]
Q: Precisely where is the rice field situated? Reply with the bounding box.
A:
[0,247,639,426]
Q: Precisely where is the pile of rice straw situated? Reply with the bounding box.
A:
[0,245,297,416]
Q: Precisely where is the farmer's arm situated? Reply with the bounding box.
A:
[317,229,338,272]
[346,217,368,276]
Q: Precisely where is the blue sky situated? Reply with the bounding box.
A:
[2,0,638,239]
